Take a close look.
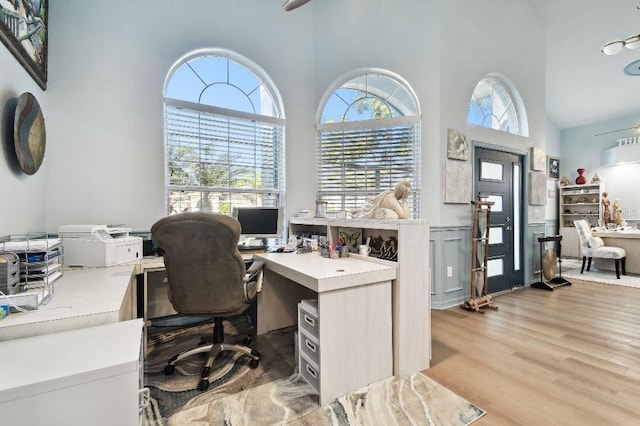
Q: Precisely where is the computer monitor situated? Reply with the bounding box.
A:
[232,206,284,243]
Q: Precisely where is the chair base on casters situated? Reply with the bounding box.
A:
[163,317,260,391]
[581,256,626,279]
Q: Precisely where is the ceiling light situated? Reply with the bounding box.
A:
[282,0,311,12]
[602,4,640,54]
[601,40,625,55]
[625,34,640,49]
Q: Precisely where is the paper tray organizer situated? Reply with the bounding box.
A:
[0,234,63,310]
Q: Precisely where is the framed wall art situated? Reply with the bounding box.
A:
[531,147,545,172]
[443,159,472,203]
[547,156,559,179]
[0,1,48,90]
[447,129,469,161]
[529,171,547,205]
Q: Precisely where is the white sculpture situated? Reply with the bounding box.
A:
[355,181,411,219]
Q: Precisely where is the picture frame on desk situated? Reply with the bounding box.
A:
[0,1,48,90]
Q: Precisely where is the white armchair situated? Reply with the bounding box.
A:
[574,219,626,279]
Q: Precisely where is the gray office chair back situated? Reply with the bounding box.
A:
[151,212,247,316]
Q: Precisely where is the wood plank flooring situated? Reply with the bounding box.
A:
[423,279,640,426]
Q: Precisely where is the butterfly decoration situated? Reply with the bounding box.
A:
[339,231,360,249]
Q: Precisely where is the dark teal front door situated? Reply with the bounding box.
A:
[474,147,524,293]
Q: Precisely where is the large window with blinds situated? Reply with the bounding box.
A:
[163,50,285,214]
[317,70,421,218]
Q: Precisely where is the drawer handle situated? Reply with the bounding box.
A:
[303,314,316,327]
[306,363,317,378]
[305,339,317,353]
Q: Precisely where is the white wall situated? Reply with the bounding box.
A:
[438,0,547,225]
[0,0,561,235]
[0,44,48,235]
[560,112,640,222]
[42,0,315,233]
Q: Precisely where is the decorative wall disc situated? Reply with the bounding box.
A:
[14,92,46,175]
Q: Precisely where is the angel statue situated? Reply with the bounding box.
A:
[354,181,411,219]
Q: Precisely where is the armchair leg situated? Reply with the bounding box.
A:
[587,257,593,272]
[581,257,587,273]
[615,259,621,279]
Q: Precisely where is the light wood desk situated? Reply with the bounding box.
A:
[255,251,396,405]
[0,265,136,341]
[592,229,640,274]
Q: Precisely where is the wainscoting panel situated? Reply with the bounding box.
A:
[429,226,471,309]
[527,224,547,284]
[430,223,558,309]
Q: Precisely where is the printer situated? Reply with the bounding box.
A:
[58,225,143,267]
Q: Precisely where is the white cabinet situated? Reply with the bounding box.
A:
[559,183,604,257]
[290,218,430,376]
[0,319,145,426]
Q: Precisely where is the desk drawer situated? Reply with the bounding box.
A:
[299,352,320,394]
[298,299,319,340]
[299,329,320,366]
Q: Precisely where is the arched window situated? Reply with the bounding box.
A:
[163,49,285,214]
[317,69,421,217]
[467,75,528,137]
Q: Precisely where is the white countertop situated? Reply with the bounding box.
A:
[0,265,135,341]
[256,252,397,293]
[0,319,143,403]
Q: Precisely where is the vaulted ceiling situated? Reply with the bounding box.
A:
[531,0,640,130]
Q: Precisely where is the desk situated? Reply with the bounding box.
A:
[255,252,396,405]
[592,229,640,274]
[0,319,144,426]
[0,265,136,341]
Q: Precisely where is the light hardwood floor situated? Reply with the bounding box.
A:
[423,279,640,426]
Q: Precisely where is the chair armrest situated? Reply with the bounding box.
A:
[245,260,264,280]
[243,260,264,302]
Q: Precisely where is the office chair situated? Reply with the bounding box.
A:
[574,219,626,279]
[151,212,263,391]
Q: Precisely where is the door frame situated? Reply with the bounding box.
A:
[471,140,530,290]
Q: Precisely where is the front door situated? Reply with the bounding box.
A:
[474,147,524,293]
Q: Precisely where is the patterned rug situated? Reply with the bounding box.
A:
[143,315,485,425]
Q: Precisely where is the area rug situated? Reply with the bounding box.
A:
[143,316,485,425]
[561,258,640,288]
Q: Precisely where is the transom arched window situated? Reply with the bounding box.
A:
[317,70,421,218]
[163,49,285,215]
[467,75,528,137]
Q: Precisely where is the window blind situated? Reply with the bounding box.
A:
[317,118,421,216]
[165,99,284,213]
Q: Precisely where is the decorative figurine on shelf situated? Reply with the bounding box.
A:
[602,192,611,224]
[560,176,571,186]
[613,199,622,225]
[575,168,586,185]
[591,173,601,184]
[354,180,411,219]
